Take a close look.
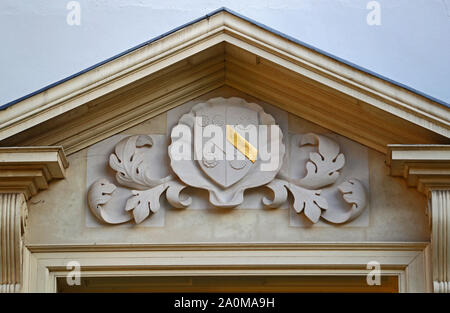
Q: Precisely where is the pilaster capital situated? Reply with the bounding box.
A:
[386,144,450,195]
[0,146,68,199]
[0,146,68,292]
[387,144,450,293]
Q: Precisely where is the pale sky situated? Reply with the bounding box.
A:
[1,0,449,106]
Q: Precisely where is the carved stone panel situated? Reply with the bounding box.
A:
[86,135,167,227]
[87,97,369,226]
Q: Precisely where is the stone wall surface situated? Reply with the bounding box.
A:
[25,87,430,245]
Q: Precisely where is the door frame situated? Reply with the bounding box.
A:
[22,242,432,293]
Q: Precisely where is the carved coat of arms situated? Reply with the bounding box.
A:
[88,97,367,225]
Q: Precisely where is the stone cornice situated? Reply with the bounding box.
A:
[0,146,68,293]
[387,144,450,293]
[386,144,450,194]
[0,146,68,199]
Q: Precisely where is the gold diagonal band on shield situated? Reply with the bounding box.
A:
[226,125,257,163]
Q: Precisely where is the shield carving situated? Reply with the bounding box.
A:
[194,105,259,188]
[168,97,285,208]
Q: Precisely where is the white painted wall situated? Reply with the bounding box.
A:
[1,0,449,105]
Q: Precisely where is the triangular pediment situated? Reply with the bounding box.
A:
[1,8,448,155]
[4,10,449,295]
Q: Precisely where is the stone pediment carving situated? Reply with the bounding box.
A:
[87,97,367,225]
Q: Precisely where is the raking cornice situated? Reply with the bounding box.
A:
[0,9,449,155]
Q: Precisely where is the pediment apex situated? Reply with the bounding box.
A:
[0,8,449,155]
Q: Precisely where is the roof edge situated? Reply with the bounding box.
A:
[0,7,226,110]
[1,7,449,111]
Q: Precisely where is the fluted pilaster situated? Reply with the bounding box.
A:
[0,193,27,293]
[431,190,450,292]
[0,146,68,293]
[387,145,450,293]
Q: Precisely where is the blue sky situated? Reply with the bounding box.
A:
[1,0,449,105]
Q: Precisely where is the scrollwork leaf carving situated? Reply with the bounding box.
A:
[125,185,167,224]
[125,181,192,224]
[87,97,368,226]
[296,133,345,189]
[87,178,132,224]
[263,179,328,224]
[321,178,368,224]
[109,135,172,190]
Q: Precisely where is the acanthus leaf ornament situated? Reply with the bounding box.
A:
[295,133,345,189]
[124,180,192,224]
[88,178,131,224]
[88,135,190,224]
[109,135,172,189]
[264,179,328,223]
[87,97,368,225]
[321,178,368,223]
